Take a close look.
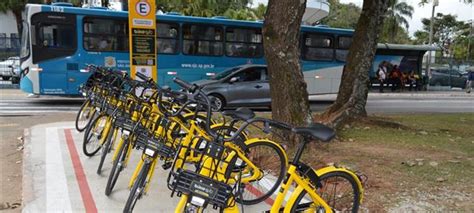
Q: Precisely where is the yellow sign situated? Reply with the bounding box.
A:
[128,0,157,81]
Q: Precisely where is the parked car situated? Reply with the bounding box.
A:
[192,64,270,110]
[429,67,467,88]
[0,56,20,82]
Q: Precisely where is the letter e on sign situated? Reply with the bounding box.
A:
[135,1,150,16]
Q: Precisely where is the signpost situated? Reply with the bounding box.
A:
[128,0,157,82]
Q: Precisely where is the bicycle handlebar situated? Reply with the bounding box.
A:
[173,77,198,93]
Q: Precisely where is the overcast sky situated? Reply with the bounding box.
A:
[252,0,473,37]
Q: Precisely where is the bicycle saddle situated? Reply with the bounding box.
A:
[293,123,335,142]
[222,107,255,121]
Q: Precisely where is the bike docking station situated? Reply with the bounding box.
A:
[22,122,275,212]
[21,1,273,212]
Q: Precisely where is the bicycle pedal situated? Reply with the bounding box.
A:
[162,162,172,170]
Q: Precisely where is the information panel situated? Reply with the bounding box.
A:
[128,0,157,81]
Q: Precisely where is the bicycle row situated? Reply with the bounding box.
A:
[74,65,364,213]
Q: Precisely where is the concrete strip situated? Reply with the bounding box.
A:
[45,127,73,212]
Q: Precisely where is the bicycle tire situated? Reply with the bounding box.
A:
[105,138,130,196]
[76,100,94,132]
[83,114,106,157]
[123,160,151,213]
[97,126,116,175]
[290,170,360,213]
[236,140,286,205]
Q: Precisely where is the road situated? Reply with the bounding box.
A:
[1,89,473,115]
[309,98,474,113]
[0,89,83,115]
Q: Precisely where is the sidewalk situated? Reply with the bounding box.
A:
[309,91,474,102]
[22,122,272,212]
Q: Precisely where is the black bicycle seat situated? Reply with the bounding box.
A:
[293,123,335,142]
[222,107,255,121]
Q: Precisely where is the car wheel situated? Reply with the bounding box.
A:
[209,94,225,111]
[11,77,19,84]
[2,76,10,81]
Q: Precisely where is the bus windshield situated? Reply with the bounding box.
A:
[211,66,240,80]
[20,22,29,59]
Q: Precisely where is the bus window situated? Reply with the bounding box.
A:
[183,24,223,56]
[31,13,76,64]
[336,36,352,62]
[302,33,334,61]
[83,17,128,52]
[225,27,263,58]
[157,22,179,54]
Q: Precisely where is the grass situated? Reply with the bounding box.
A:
[251,112,474,211]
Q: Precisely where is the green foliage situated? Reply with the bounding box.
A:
[415,12,473,60]
[420,13,468,47]
[156,0,253,18]
[419,0,473,6]
[412,30,429,44]
[383,0,414,43]
[379,23,411,44]
[252,3,266,20]
[319,0,361,29]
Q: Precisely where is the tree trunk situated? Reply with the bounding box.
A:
[12,9,23,36]
[319,0,389,128]
[263,0,312,139]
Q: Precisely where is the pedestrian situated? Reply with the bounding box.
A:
[390,65,402,92]
[377,63,387,93]
[466,67,474,94]
[408,70,420,91]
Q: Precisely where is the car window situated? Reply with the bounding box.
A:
[233,68,262,82]
[261,68,268,80]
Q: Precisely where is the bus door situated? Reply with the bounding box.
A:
[31,12,77,95]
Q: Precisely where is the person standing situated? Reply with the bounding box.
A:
[466,68,474,94]
[377,63,387,92]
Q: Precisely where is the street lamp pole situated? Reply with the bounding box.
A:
[467,19,473,61]
[426,0,438,84]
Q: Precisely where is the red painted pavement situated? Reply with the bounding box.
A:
[64,129,98,213]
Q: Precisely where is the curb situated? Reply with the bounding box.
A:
[0,84,19,89]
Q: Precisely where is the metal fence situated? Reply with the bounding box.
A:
[426,57,473,89]
[0,36,20,61]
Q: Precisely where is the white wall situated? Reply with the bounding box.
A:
[0,10,19,35]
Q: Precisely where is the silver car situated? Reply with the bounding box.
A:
[0,56,20,82]
[193,65,270,110]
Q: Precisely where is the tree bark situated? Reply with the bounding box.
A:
[319,0,390,128]
[263,0,312,139]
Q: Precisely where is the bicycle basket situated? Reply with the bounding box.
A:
[172,168,234,209]
[136,130,175,158]
[114,115,137,132]
[168,140,241,209]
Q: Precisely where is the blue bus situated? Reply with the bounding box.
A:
[19,3,436,95]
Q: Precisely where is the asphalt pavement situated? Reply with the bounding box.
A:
[1,89,472,115]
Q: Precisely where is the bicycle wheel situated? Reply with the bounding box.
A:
[105,137,130,196]
[290,171,360,213]
[76,100,94,132]
[236,140,286,205]
[83,115,107,157]
[97,126,117,175]
[123,160,151,213]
